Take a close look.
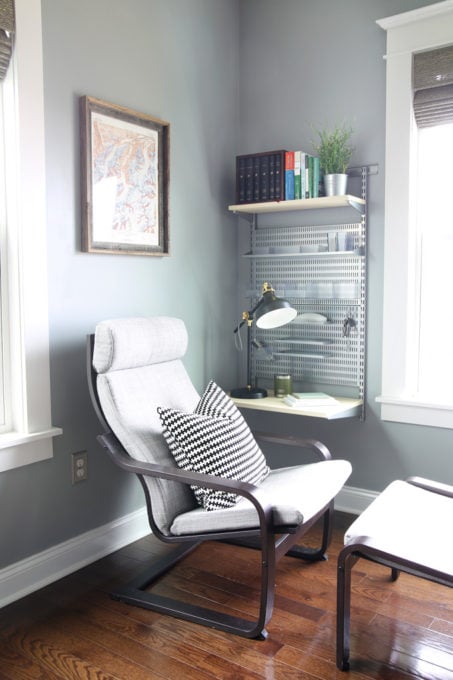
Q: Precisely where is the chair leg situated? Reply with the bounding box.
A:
[111,537,275,639]
[286,503,333,562]
[391,567,400,581]
[336,546,359,671]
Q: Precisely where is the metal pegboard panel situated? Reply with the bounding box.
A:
[252,302,364,388]
[250,222,364,252]
[242,186,367,402]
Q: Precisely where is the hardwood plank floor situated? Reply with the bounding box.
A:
[0,512,451,679]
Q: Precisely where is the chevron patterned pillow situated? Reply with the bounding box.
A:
[158,381,269,511]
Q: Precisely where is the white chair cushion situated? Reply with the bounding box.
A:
[344,480,453,575]
[94,317,188,373]
[94,317,201,535]
[170,459,352,535]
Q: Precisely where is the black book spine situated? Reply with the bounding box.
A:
[253,156,260,201]
[269,154,275,200]
[244,156,253,203]
[236,157,246,203]
[260,155,270,201]
[275,152,283,200]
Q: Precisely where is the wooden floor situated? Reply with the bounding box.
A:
[0,512,452,679]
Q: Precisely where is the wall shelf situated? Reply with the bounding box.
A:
[229,194,365,215]
[232,168,369,420]
[231,394,363,420]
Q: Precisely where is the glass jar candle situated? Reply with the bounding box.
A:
[274,374,292,397]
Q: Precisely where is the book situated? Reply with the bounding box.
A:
[236,157,246,203]
[294,151,301,199]
[260,154,270,200]
[313,156,320,198]
[300,152,307,199]
[269,154,275,200]
[244,155,253,202]
[285,151,295,200]
[308,155,314,198]
[253,156,260,201]
[304,154,310,198]
[282,392,339,408]
[274,152,284,200]
[235,150,287,204]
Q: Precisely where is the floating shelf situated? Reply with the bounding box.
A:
[231,394,363,420]
[242,249,364,259]
[228,195,365,215]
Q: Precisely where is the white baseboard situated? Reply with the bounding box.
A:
[0,485,378,609]
[335,484,378,515]
[0,506,150,609]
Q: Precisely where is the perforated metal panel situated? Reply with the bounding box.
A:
[240,168,368,410]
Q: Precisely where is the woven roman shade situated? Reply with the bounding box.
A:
[0,0,14,81]
[413,45,453,128]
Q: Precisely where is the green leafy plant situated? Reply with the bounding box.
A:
[313,123,354,175]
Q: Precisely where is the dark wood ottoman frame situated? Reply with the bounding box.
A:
[337,476,453,671]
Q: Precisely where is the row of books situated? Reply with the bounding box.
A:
[235,149,321,204]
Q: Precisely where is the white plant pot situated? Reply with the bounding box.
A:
[324,173,348,196]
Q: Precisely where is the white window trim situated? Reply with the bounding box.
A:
[376,0,453,428]
[0,0,62,472]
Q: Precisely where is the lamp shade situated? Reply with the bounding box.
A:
[255,285,297,329]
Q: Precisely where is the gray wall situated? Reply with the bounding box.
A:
[1,0,450,572]
[236,0,453,492]
[0,0,240,569]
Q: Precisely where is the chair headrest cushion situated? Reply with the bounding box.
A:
[93,317,189,373]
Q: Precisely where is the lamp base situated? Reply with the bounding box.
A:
[230,386,268,399]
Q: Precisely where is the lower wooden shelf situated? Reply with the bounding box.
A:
[231,393,362,420]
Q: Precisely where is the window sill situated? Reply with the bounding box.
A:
[0,427,63,472]
[376,396,453,429]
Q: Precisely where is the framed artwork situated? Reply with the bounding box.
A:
[80,96,170,256]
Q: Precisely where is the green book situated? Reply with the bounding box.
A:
[313,156,320,198]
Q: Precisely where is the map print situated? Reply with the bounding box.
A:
[91,112,159,246]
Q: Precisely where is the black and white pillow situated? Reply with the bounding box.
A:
[158,381,269,511]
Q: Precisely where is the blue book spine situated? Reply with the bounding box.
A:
[285,151,295,200]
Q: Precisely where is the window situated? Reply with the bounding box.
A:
[0,86,8,430]
[0,0,62,471]
[416,123,453,400]
[376,1,453,428]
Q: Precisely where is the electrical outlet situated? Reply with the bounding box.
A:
[71,451,88,484]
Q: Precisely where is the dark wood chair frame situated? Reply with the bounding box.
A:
[87,335,335,639]
[336,476,453,671]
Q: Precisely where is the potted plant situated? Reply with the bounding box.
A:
[313,123,354,196]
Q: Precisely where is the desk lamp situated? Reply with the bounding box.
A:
[231,282,297,399]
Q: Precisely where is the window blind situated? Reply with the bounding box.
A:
[0,0,14,80]
[413,45,453,128]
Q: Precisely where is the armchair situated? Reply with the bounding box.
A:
[87,316,352,639]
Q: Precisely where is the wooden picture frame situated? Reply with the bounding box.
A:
[80,96,170,256]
